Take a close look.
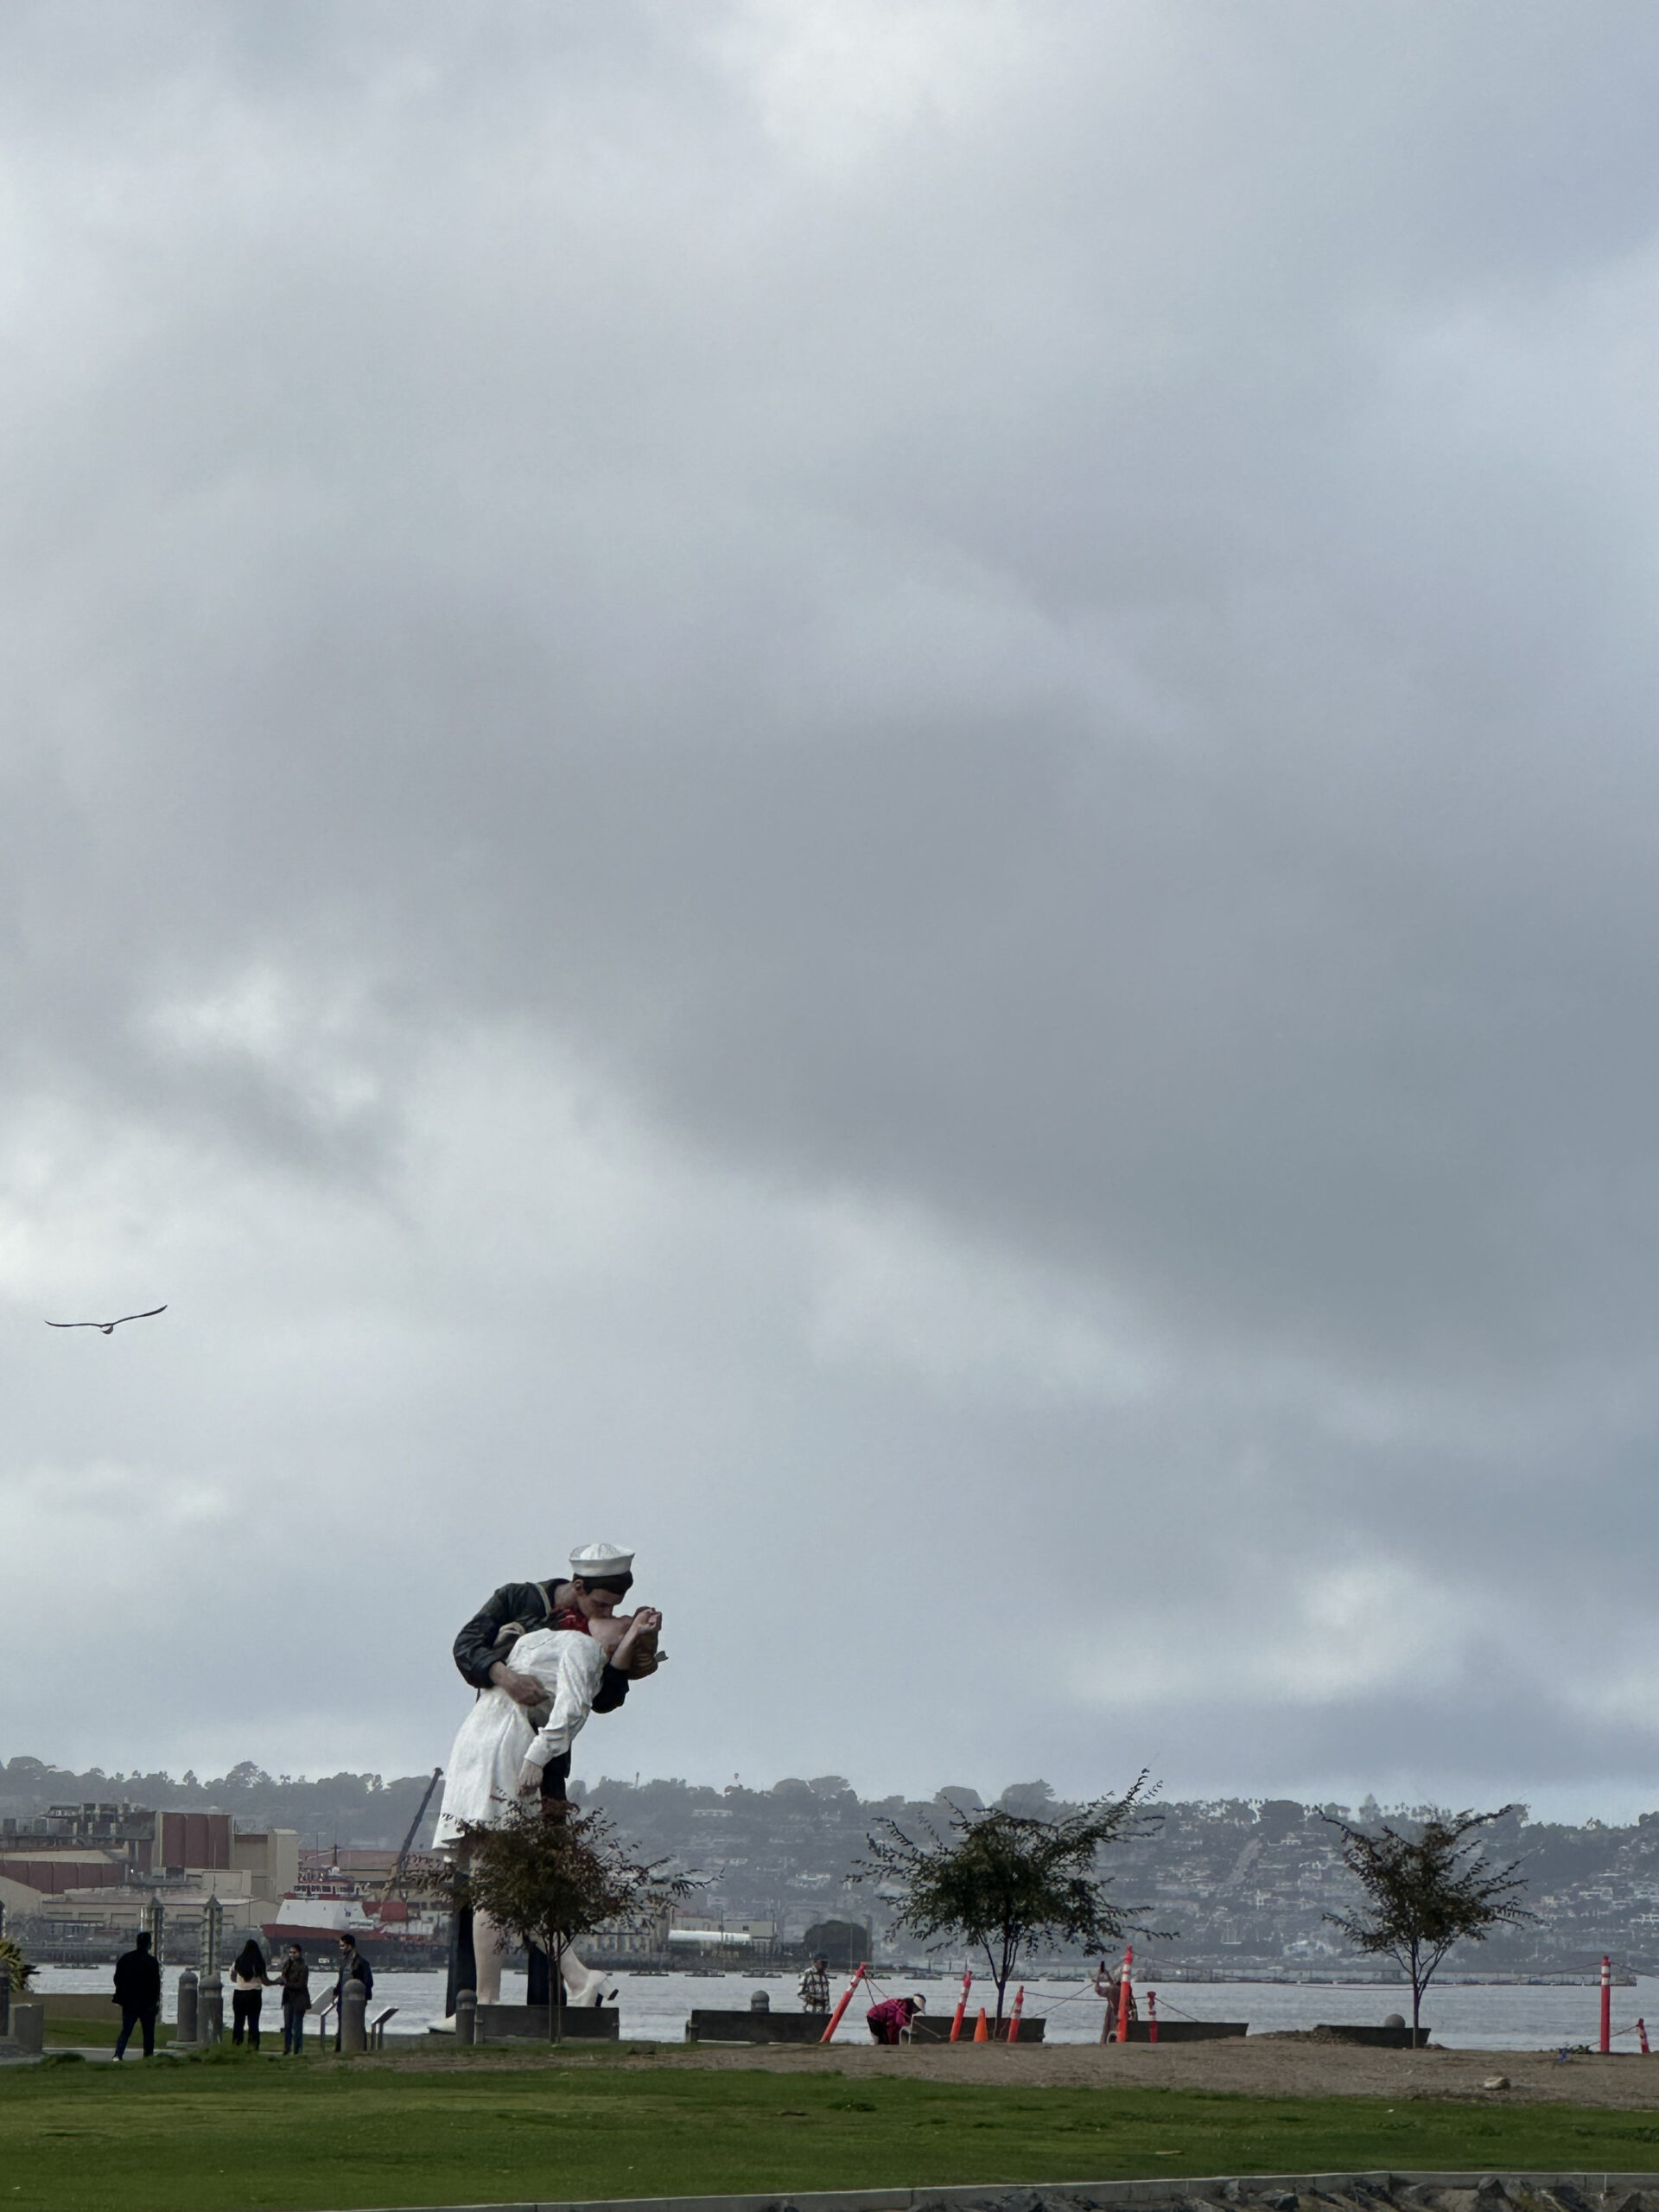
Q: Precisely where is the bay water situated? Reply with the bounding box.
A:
[32,1963,1659,2050]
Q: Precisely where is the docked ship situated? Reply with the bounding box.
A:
[261,1891,451,1968]
[261,1766,450,1967]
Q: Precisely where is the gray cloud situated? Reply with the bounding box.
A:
[3,1,1659,1814]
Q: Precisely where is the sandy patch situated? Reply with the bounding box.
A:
[377,2036,1659,2108]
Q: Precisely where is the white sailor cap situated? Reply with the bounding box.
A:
[569,1541,634,1581]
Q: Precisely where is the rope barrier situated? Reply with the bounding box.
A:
[842,1973,1657,2049]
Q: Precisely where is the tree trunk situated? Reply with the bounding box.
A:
[993,1952,1012,2024]
[550,1933,565,2044]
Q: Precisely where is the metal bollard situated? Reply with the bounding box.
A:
[341,1980,367,2052]
[455,1988,476,2046]
[200,1974,224,2046]
[10,2002,43,2056]
[175,1968,199,2047]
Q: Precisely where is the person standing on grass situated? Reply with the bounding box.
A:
[866,1993,925,2044]
[278,1943,310,2056]
[230,1937,273,2048]
[334,1932,374,2048]
[112,1929,162,2059]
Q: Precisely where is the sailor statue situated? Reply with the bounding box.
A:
[440,1541,662,2017]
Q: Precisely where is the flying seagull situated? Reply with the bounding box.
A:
[45,1306,168,1335]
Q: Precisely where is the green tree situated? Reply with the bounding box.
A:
[1323,1804,1535,2044]
[0,1935,35,1993]
[856,1775,1160,2024]
[451,1801,693,2041]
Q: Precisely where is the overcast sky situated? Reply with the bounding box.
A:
[6,1,1659,1821]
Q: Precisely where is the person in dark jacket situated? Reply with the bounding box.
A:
[277,1943,310,2056]
[112,1930,162,2058]
[334,1935,373,2048]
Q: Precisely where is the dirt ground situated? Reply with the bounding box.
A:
[380,2037,1659,2108]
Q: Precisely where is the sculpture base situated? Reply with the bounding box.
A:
[685,2010,834,2044]
[1316,2023,1427,2047]
[474,2003,619,2040]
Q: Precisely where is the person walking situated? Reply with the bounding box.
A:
[798,1955,831,2012]
[334,1933,373,2048]
[230,1937,273,2049]
[112,1929,162,2059]
[277,1943,310,2055]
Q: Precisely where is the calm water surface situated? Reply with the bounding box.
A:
[33,1963,1659,2050]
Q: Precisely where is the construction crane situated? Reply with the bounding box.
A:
[379,1767,442,1900]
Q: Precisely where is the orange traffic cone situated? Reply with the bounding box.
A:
[973,2007,988,2043]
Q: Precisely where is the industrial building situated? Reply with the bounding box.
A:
[0,1802,298,1961]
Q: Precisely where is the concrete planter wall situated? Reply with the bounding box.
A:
[474,2004,620,2040]
[908,2015,1047,2043]
[685,2011,830,2044]
[1315,2023,1428,2048]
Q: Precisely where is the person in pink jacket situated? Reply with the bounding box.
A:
[866,1993,926,2043]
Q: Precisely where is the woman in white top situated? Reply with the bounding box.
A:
[229,1937,273,2048]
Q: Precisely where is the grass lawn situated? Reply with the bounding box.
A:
[42,2019,178,2050]
[6,2051,1659,2212]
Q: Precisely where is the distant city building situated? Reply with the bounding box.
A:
[0,1802,298,1962]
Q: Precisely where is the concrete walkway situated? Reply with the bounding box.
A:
[301,2178,1659,2212]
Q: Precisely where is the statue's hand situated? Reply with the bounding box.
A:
[491,1664,547,1707]
[607,1608,660,1678]
[515,1759,543,1798]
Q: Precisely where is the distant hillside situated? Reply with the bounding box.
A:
[0,1756,443,1855]
[6,1756,1656,1972]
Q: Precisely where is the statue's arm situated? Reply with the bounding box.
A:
[453,1583,534,1689]
[523,1643,606,1770]
[592,1663,631,1713]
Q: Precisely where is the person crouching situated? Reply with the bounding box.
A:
[866,1993,925,2044]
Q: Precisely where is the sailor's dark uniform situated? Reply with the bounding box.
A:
[453,1580,633,1718]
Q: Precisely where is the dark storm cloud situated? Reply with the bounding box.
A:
[3,1,1659,1806]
